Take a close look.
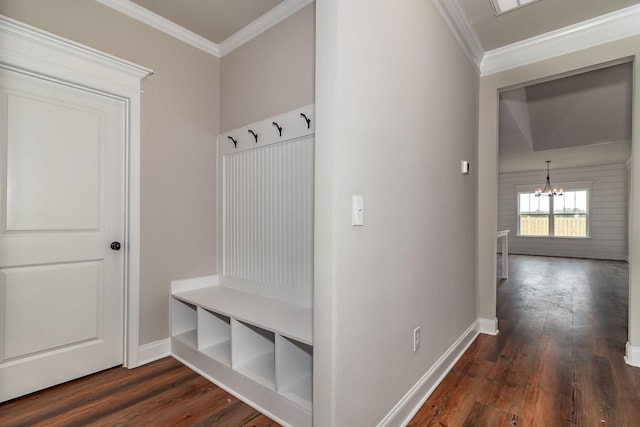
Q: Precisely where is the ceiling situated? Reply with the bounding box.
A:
[112,0,638,173]
[130,0,283,44]
[458,0,640,51]
[122,0,640,51]
[499,62,633,173]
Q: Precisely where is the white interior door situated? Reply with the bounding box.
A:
[0,67,126,402]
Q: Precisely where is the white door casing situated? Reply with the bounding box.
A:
[0,15,152,400]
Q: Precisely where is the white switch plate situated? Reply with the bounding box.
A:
[413,326,421,352]
[461,160,470,175]
[352,195,364,226]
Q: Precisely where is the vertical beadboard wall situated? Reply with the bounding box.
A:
[498,163,628,260]
[218,106,314,307]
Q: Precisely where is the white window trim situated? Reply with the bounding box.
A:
[515,181,592,238]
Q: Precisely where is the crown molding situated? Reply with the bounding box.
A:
[95,0,314,58]
[434,1,640,77]
[481,3,640,75]
[95,0,221,57]
[0,14,152,85]
[219,0,314,56]
[432,0,484,72]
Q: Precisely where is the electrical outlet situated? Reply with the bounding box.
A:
[413,326,421,352]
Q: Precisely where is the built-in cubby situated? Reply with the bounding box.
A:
[170,276,312,427]
[232,320,276,390]
[171,298,197,349]
[197,308,231,366]
[276,335,313,411]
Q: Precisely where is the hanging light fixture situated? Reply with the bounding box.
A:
[534,160,563,197]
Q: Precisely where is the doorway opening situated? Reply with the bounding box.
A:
[493,58,634,357]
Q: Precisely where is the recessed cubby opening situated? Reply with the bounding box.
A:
[276,335,313,411]
[232,319,276,390]
[171,298,197,349]
[197,308,231,366]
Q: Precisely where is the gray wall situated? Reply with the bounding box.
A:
[220,4,315,132]
[0,0,316,347]
[315,0,479,424]
[0,0,221,345]
[498,163,628,260]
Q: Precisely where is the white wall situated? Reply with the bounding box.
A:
[498,163,628,260]
[315,0,479,424]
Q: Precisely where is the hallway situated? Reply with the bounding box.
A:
[409,255,640,426]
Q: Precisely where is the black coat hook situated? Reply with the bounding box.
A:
[300,113,311,129]
[248,129,258,143]
[272,122,283,137]
[227,136,237,148]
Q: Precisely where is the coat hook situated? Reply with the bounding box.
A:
[227,136,237,148]
[248,129,258,143]
[272,122,283,137]
[300,113,311,129]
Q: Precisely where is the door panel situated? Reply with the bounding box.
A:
[6,92,101,231]
[2,262,102,360]
[0,68,125,402]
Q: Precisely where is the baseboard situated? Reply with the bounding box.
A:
[133,338,171,367]
[377,321,479,426]
[477,317,499,335]
[625,342,640,367]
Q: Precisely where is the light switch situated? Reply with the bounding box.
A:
[461,160,470,175]
[352,195,364,226]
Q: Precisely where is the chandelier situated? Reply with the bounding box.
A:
[535,161,563,197]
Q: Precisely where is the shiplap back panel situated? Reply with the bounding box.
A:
[223,137,313,295]
[498,163,628,260]
[218,105,314,307]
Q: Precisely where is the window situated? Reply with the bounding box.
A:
[518,192,549,236]
[518,190,588,237]
[490,0,540,16]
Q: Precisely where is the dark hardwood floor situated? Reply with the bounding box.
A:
[0,356,280,427]
[409,254,640,426]
[2,255,638,426]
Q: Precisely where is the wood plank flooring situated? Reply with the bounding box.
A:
[1,255,637,426]
[0,356,280,427]
[408,255,640,426]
